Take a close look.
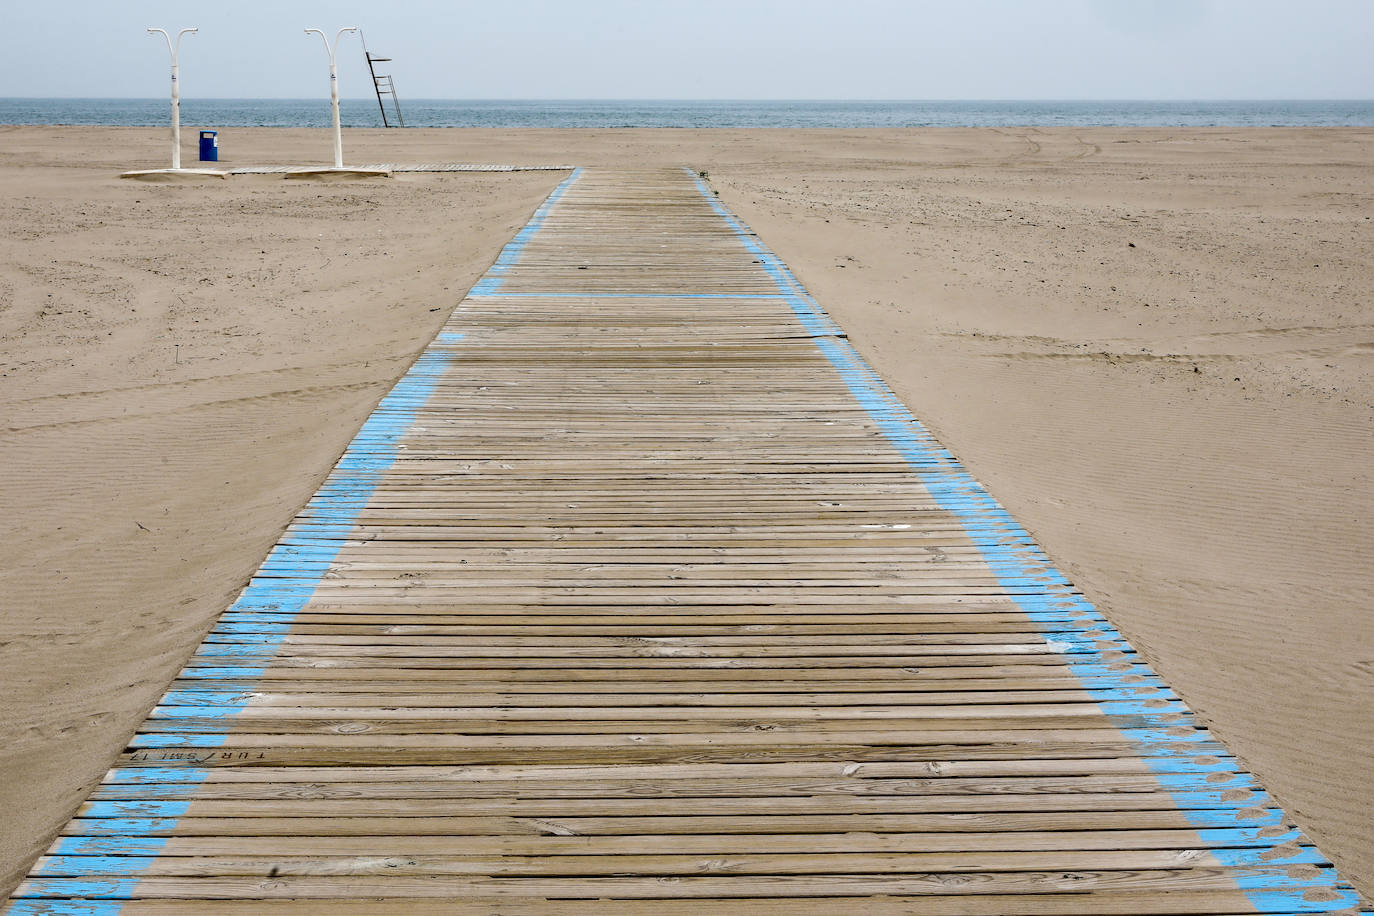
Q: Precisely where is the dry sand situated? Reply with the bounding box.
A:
[1,126,1371,898]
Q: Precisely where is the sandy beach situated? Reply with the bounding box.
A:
[1,125,1371,899]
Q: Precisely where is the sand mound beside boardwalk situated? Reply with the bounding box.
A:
[0,126,1371,901]
[119,167,230,181]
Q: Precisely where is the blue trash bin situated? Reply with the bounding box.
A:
[199,130,219,162]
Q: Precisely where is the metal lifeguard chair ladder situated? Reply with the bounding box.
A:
[360,31,404,127]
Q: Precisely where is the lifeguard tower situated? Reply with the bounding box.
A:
[361,31,404,127]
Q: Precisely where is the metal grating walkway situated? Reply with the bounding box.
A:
[10,168,1368,914]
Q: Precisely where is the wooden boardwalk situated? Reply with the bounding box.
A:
[11,168,1368,914]
[228,164,576,175]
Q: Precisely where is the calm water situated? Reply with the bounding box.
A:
[2,98,1373,129]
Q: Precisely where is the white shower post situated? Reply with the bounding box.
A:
[147,27,198,169]
[305,27,359,168]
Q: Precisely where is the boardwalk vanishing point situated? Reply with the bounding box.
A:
[10,168,1369,914]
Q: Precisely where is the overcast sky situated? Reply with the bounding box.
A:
[2,0,1372,100]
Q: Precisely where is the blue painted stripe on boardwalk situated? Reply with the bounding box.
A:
[687,172,845,341]
[469,292,789,300]
[683,168,1366,913]
[15,342,463,908]
[469,168,583,296]
[14,170,594,910]
[7,900,126,914]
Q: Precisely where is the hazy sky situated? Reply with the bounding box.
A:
[2,0,1372,100]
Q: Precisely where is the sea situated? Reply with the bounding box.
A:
[2,98,1373,129]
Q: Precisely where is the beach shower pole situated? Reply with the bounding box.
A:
[148,27,197,170]
[305,27,359,168]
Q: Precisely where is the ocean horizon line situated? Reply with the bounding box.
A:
[5,98,1374,129]
[5,95,1374,103]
